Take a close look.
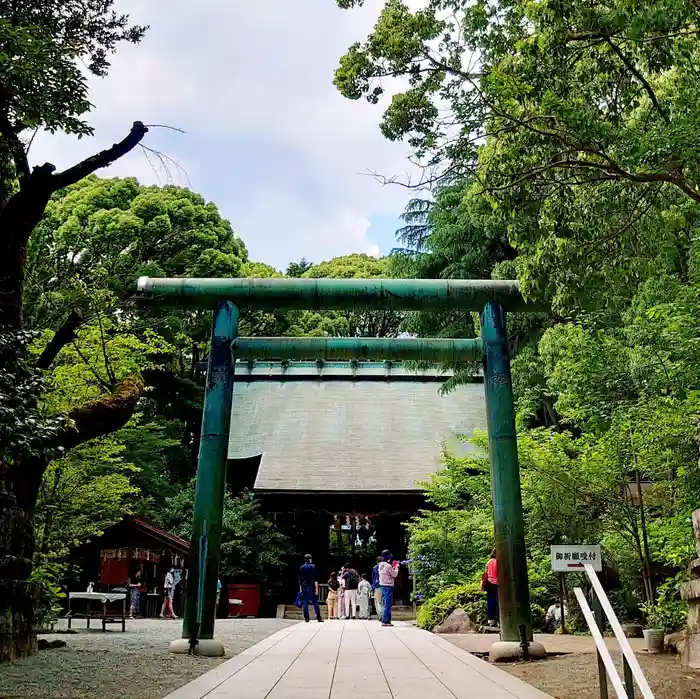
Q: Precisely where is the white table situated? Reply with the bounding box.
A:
[67,592,127,632]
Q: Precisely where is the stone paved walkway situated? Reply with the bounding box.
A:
[164,621,553,699]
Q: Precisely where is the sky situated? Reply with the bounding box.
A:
[32,0,424,271]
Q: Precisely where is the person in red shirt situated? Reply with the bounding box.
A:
[484,550,499,627]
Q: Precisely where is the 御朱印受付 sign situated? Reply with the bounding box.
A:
[550,545,602,573]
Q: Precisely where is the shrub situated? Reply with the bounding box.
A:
[416,583,487,630]
[416,583,554,633]
[639,574,688,632]
[30,563,66,631]
[530,603,547,632]
[640,599,687,632]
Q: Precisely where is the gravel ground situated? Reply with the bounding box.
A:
[501,651,700,699]
[0,618,296,699]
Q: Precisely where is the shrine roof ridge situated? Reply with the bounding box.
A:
[233,359,482,382]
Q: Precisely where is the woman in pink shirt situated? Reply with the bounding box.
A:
[484,549,499,627]
[378,549,400,626]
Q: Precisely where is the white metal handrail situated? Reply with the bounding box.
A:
[574,587,629,699]
[574,563,655,699]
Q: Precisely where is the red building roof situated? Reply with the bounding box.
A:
[123,515,190,554]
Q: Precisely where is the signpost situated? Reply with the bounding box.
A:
[551,545,603,642]
[551,545,602,573]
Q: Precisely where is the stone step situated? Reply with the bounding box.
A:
[283,604,415,621]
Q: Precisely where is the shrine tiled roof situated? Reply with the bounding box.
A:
[227,362,486,493]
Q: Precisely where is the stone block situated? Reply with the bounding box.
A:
[689,558,700,579]
[489,640,546,662]
[688,603,700,632]
[169,638,226,657]
[664,631,685,653]
[682,632,700,669]
[435,609,473,634]
[680,578,700,601]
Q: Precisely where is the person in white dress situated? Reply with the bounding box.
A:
[357,574,372,619]
[338,567,346,619]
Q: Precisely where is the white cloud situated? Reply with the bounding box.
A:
[32,0,424,267]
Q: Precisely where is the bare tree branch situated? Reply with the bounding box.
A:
[604,37,669,124]
[139,144,191,186]
[144,124,187,134]
[35,308,85,369]
[70,340,113,393]
[51,121,148,191]
[423,53,483,81]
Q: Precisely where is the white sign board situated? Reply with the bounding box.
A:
[550,545,602,573]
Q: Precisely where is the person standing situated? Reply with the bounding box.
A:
[160,567,177,619]
[342,563,359,619]
[298,554,323,623]
[338,567,346,619]
[128,562,146,619]
[327,572,340,619]
[372,556,383,620]
[358,574,372,620]
[378,550,399,627]
[545,599,567,632]
[484,549,499,627]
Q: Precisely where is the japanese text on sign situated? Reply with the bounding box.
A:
[550,545,602,572]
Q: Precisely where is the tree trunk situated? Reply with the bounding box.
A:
[0,471,40,661]
[0,121,148,663]
[2,373,145,661]
[636,469,655,601]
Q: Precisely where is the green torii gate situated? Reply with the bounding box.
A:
[136,277,541,656]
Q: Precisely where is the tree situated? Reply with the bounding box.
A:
[335,0,700,626]
[334,1,700,310]
[23,176,253,512]
[286,254,404,338]
[407,442,493,599]
[34,438,138,566]
[335,1,700,199]
[0,0,245,640]
[286,258,313,277]
[0,5,149,630]
[160,483,289,592]
[26,176,248,365]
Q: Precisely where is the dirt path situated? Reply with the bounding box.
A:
[501,652,700,699]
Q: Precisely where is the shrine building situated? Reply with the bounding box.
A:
[227,360,486,603]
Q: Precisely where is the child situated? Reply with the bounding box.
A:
[358,573,372,620]
[327,572,340,619]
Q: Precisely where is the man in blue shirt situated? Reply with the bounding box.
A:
[371,556,383,619]
[299,554,323,623]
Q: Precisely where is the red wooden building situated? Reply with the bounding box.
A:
[72,515,190,617]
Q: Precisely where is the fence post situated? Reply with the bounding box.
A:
[622,656,634,699]
[592,593,609,699]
